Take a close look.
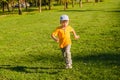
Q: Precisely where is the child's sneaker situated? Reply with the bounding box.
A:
[69,65,72,69]
[66,64,72,69]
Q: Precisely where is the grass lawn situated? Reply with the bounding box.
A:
[0,0,120,80]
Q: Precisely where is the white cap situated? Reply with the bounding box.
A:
[60,15,69,21]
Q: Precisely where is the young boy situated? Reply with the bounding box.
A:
[51,15,79,69]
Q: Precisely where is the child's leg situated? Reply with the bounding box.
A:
[65,45,72,67]
[61,45,72,68]
[61,48,66,58]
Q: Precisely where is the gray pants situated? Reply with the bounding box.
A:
[61,45,72,66]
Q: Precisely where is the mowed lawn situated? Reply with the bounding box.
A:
[0,0,120,80]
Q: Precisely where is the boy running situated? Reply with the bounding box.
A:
[51,15,79,69]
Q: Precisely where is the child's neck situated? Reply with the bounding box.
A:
[61,25,67,29]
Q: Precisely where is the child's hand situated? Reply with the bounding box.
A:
[55,38,59,43]
[75,35,80,40]
[51,34,59,43]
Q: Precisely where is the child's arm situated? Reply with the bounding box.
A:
[51,34,59,43]
[72,29,80,39]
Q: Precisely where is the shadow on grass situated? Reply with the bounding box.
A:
[0,52,64,74]
[106,10,120,13]
[58,9,102,12]
[0,65,63,74]
[0,9,120,16]
[0,8,39,15]
[58,9,120,13]
[0,49,65,74]
[1,52,119,73]
[73,52,120,66]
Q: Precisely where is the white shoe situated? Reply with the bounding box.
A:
[66,64,72,69]
[69,65,72,69]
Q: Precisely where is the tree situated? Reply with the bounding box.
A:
[64,1,67,10]
[48,0,51,10]
[95,0,99,3]
[86,0,90,2]
[79,0,82,8]
[38,0,41,12]
[18,0,22,15]
[1,0,5,12]
[7,0,11,12]
[61,0,70,10]
[25,0,28,11]
[1,0,9,12]
[11,0,15,12]
[72,0,74,7]
[100,0,104,2]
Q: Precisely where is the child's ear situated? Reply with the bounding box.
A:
[60,20,62,24]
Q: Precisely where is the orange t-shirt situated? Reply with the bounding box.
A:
[52,26,74,48]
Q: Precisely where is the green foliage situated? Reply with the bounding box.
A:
[0,0,120,80]
[61,0,71,3]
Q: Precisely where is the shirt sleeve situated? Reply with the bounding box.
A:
[69,26,74,32]
[52,28,59,36]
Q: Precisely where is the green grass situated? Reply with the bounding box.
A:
[0,0,120,80]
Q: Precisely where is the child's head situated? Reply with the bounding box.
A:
[60,15,69,27]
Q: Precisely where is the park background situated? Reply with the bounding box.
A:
[0,0,120,80]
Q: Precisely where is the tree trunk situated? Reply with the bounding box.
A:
[100,0,104,2]
[60,0,62,5]
[56,0,59,4]
[11,0,15,12]
[64,2,68,10]
[64,2,66,10]
[79,0,82,8]
[2,1,5,12]
[35,0,37,7]
[7,3,10,12]
[72,0,74,7]
[66,2,68,9]
[38,0,41,12]
[95,0,99,3]
[25,0,28,11]
[86,0,90,2]
[18,0,22,15]
[48,0,51,10]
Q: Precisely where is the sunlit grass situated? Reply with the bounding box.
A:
[0,0,120,80]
